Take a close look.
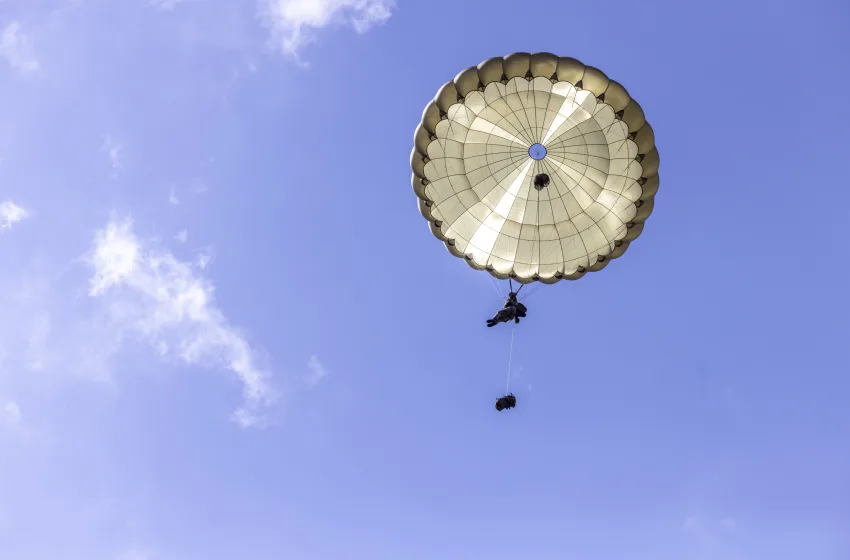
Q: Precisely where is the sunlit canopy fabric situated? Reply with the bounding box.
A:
[411,52,659,284]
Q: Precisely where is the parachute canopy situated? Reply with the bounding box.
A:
[411,52,659,284]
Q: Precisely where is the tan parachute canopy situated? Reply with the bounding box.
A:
[411,52,659,284]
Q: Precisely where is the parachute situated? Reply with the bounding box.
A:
[410,52,660,408]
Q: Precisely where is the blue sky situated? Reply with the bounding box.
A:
[1,0,849,559]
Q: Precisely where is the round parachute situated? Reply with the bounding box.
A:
[411,52,659,284]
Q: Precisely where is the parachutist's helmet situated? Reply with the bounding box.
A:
[508,291,517,298]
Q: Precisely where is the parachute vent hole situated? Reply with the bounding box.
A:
[533,173,550,190]
[575,79,583,89]
[615,110,625,118]
[598,92,606,102]
[529,144,547,161]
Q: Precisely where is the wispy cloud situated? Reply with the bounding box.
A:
[3,400,22,426]
[261,0,394,59]
[191,180,208,195]
[195,247,214,270]
[0,21,39,73]
[307,354,327,387]
[174,230,188,243]
[0,200,29,229]
[87,217,276,426]
[101,135,123,171]
[168,188,179,205]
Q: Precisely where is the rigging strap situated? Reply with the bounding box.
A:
[505,322,516,393]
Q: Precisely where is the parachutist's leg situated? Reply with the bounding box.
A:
[491,309,510,325]
[487,309,505,327]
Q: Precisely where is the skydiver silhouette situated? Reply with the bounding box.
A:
[486,291,527,327]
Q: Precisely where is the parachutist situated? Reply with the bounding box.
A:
[412,53,660,407]
[533,173,550,190]
[486,291,527,327]
[495,393,517,411]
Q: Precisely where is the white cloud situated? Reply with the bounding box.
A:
[168,188,179,205]
[3,400,22,426]
[87,217,275,426]
[174,230,188,243]
[101,135,123,171]
[0,200,29,229]
[306,354,327,387]
[195,247,215,270]
[0,21,39,73]
[261,0,394,57]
